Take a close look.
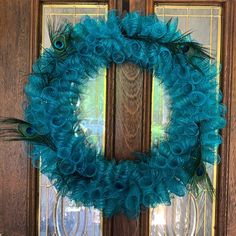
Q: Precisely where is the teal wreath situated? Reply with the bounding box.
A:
[0,11,226,218]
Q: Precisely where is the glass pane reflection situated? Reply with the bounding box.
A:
[150,5,222,236]
[39,4,108,236]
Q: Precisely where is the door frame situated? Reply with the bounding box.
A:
[0,0,235,235]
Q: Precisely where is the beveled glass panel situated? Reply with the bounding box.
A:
[39,4,108,236]
[150,5,222,236]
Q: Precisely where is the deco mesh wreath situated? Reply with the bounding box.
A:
[0,11,226,218]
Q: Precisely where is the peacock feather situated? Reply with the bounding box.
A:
[188,157,215,200]
[47,17,212,74]
[47,18,73,58]
[164,29,212,58]
[0,117,56,151]
[121,18,212,73]
[166,33,213,73]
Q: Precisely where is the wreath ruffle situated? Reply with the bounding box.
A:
[0,11,226,218]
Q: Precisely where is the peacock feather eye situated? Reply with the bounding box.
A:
[181,44,190,53]
[196,164,205,177]
[0,118,56,150]
[54,40,63,49]
[47,19,73,57]
[52,35,67,52]
[18,123,37,138]
[26,126,34,135]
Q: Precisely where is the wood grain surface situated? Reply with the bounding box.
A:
[114,63,143,160]
[103,0,152,235]
[0,0,39,235]
[219,1,236,235]
[112,63,143,236]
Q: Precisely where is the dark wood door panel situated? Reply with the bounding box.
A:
[114,63,144,160]
[222,2,236,235]
[103,0,152,235]
[0,0,38,235]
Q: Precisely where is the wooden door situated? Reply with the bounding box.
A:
[0,0,236,236]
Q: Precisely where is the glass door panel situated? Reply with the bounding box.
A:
[150,5,222,236]
[39,4,107,236]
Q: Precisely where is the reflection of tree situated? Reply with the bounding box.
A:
[40,184,102,235]
[152,124,165,145]
[152,80,169,145]
[39,181,57,235]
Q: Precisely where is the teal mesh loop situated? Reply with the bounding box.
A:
[24,11,226,218]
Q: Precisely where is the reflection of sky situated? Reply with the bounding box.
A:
[80,119,104,151]
[80,119,104,136]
